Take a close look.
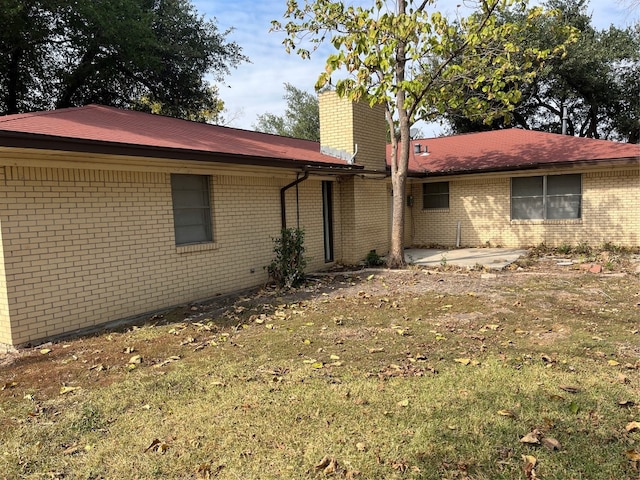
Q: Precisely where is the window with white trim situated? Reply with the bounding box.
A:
[170,174,213,245]
[422,181,450,209]
[511,174,581,220]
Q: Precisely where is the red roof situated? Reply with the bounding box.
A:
[391,129,640,175]
[0,104,352,168]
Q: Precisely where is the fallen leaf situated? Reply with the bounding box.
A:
[522,454,537,479]
[627,449,640,462]
[59,385,81,395]
[608,360,620,366]
[314,455,331,471]
[123,346,135,354]
[311,362,324,369]
[454,358,471,366]
[368,348,384,353]
[330,354,340,360]
[1,382,18,390]
[62,445,81,455]
[559,385,580,394]
[625,421,640,432]
[128,355,143,364]
[618,400,635,407]
[397,399,409,407]
[520,430,541,445]
[541,437,562,451]
[356,442,366,452]
[497,409,517,418]
[40,348,52,355]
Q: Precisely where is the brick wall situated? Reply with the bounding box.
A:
[319,92,387,172]
[319,92,390,264]
[0,165,339,346]
[410,167,640,248]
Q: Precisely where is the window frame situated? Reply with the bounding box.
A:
[510,174,582,221]
[170,174,213,246]
[422,181,450,210]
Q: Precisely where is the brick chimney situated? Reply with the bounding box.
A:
[318,91,387,172]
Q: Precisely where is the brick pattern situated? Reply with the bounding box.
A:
[410,168,640,248]
[319,93,391,264]
[319,92,387,171]
[0,166,338,345]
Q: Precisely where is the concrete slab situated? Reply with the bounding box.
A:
[404,247,528,270]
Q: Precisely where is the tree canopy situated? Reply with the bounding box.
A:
[444,0,640,142]
[0,0,246,121]
[254,83,321,141]
[273,0,575,267]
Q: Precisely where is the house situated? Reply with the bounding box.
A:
[403,129,639,248]
[0,91,638,347]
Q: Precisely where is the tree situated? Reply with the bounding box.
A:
[254,83,321,141]
[0,0,246,120]
[273,0,575,267]
[445,0,640,142]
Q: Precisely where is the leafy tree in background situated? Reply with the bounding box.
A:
[273,0,575,267]
[254,83,321,141]
[444,0,640,142]
[0,0,246,121]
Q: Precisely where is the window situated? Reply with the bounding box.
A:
[422,182,449,209]
[171,174,213,245]
[511,174,581,220]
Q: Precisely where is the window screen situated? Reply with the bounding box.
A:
[511,174,581,220]
[422,182,450,209]
[171,174,212,245]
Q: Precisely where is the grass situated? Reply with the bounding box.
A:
[1,265,639,479]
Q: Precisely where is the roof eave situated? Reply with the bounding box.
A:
[0,131,364,173]
[407,156,640,178]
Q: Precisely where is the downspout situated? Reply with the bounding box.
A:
[280,170,309,229]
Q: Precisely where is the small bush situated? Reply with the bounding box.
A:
[573,241,592,255]
[557,242,572,254]
[267,228,307,289]
[364,250,384,267]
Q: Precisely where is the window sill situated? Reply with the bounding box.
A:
[176,242,218,254]
[510,219,582,225]
[423,208,450,212]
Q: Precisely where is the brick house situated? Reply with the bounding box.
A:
[0,91,638,347]
[403,129,639,248]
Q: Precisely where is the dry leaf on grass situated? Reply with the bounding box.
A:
[59,385,80,395]
[625,421,640,432]
[522,455,537,479]
[497,409,517,418]
[559,385,580,394]
[144,438,170,454]
[314,455,339,475]
[541,437,562,451]
[520,430,541,445]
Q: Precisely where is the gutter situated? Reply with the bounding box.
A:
[280,170,309,230]
[0,130,365,173]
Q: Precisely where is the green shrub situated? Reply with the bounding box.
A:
[267,228,307,289]
[364,250,384,267]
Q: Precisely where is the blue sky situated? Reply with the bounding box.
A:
[194,0,638,136]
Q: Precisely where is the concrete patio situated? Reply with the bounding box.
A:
[404,247,528,270]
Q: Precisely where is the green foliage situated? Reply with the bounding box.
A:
[445,0,640,143]
[254,83,321,141]
[272,0,576,267]
[364,249,384,267]
[268,228,307,289]
[0,0,247,120]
